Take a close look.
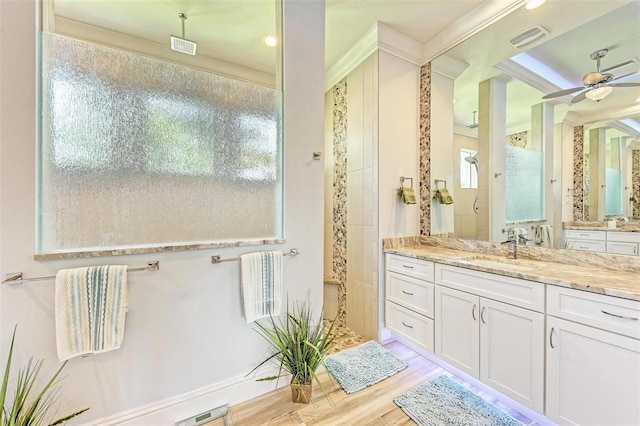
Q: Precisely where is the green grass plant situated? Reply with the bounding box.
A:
[1,326,88,425]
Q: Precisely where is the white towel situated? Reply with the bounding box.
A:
[240,251,283,323]
[55,265,128,361]
[535,225,553,247]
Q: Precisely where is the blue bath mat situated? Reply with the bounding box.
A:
[394,375,523,426]
[325,341,407,394]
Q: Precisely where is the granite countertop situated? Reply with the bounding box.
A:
[563,225,640,232]
[563,221,640,232]
[385,245,640,302]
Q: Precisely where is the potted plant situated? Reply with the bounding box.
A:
[249,301,336,404]
[1,326,89,425]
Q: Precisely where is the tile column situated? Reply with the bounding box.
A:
[572,126,584,221]
[588,128,606,221]
[477,76,508,242]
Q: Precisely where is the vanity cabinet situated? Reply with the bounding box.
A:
[546,286,640,425]
[434,264,545,412]
[563,229,640,255]
[563,229,606,252]
[606,231,640,256]
[385,254,435,353]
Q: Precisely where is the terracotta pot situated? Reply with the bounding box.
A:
[290,381,312,404]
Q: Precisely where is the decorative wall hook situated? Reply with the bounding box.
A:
[313,152,322,160]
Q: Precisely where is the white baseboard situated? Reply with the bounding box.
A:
[84,368,283,426]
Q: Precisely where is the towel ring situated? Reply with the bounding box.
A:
[400,177,413,188]
[434,179,447,189]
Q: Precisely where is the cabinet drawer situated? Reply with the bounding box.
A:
[607,231,640,244]
[387,254,434,281]
[435,264,545,312]
[547,286,640,339]
[387,272,434,318]
[564,229,606,241]
[606,241,638,256]
[386,301,434,353]
[564,239,606,252]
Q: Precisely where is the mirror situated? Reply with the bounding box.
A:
[433,0,640,247]
[582,114,640,221]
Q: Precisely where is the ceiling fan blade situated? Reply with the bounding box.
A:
[611,70,640,82]
[542,86,584,99]
[609,82,640,87]
[571,90,589,104]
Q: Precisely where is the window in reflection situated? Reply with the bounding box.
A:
[505,145,544,222]
[460,148,478,189]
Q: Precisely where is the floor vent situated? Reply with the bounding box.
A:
[175,404,229,426]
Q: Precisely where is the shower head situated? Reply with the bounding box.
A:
[171,13,197,55]
[466,110,478,129]
[464,154,478,165]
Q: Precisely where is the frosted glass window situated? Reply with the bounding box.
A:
[505,146,543,222]
[605,167,622,216]
[460,149,478,189]
[38,33,282,253]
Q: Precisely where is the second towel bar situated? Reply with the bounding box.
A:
[211,248,299,264]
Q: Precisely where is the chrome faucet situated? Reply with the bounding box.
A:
[503,235,517,259]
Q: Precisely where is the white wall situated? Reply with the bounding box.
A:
[377,50,419,321]
[0,0,325,424]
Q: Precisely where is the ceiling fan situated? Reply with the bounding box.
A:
[542,49,640,103]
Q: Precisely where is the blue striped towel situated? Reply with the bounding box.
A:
[240,251,283,323]
[55,265,128,361]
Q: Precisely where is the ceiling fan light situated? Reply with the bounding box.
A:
[585,86,613,101]
[525,0,546,10]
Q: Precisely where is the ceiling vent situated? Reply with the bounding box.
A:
[509,26,548,49]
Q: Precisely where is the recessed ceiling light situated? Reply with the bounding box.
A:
[264,35,277,47]
[525,0,546,10]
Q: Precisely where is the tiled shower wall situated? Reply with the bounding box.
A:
[633,149,639,217]
[573,125,584,221]
[324,54,379,339]
[330,79,348,326]
[419,63,431,236]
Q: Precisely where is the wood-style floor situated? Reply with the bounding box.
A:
[211,341,537,426]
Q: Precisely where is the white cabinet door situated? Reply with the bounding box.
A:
[480,298,544,412]
[606,241,638,255]
[435,286,480,378]
[546,316,640,425]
